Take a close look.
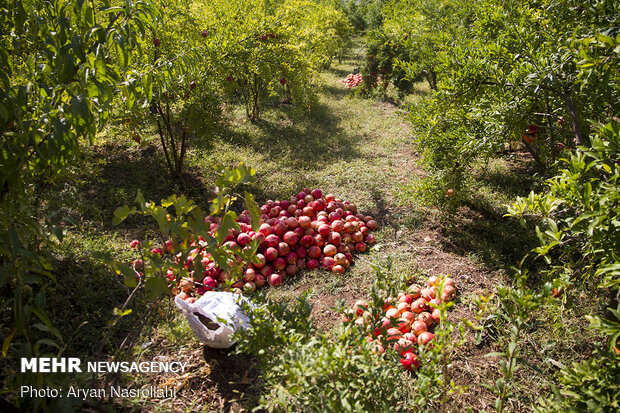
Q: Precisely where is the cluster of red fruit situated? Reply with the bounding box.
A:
[340,73,363,88]
[342,275,456,371]
[160,188,378,302]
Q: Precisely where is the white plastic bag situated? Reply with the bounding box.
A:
[174,292,253,349]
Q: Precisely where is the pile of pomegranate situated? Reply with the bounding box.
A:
[340,73,363,88]
[342,275,457,371]
[157,188,378,302]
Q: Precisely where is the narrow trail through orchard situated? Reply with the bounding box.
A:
[153,42,511,412]
[284,42,511,411]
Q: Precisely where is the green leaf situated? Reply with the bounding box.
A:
[145,276,169,300]
[2,328,15,357]
[36,338,61,350]
[485,352,505,358]
[113,205,133,225]
[244,191,261,232]
[215,211,239,245]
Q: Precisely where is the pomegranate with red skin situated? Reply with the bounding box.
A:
[273,221,287,237]
[237,232,251,246]
[355,242,366,252]
[295,246,306,259]
[399,294,414,304]
[322,256,335,270]
[260,265,273,278]
[273,257,286,271]
[418,331,435,346]
[303,206,315,216]
[277,242,290,257]
[428,275,439,287]
[286,217,298,228]
[264,247,278,262]
[396,319,411,333]
[254,253,266,268]
[285,264,297,275]
[411,298,427,313]
[300,235,314,248]
[318,224,331,237]
[323,244,337,257]
[328,211,342,222]
[343,222,354,234]
[306,259,319,269]
[412,321,428,336]
[431,308,441,323]
[252,232,265,244]
[311,189,322,199]
[264,234,279,248]
[285,252,298,265]
[421,288,435,301]
[331,220,344,233]
[441,285,456,301]
[366,220,378,230]
[268,273,283,286]
[314,234,326,247]
[333,253,347,266]
[308,245,321,259]
[351,231,364,243]
[255,274,266,287]
[401,311,416,323]
[400,352,420,371]
[243,282,256,293]
[353,300,368,316]
[203,276,217,290]
[327,231,341,245]
[298,216,311,229]
[243,268,256,282]
[385,308,400,319]
[418,312,434,327]
[283,231,298,246]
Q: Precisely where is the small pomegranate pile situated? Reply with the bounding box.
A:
[164,188,378,302]
[340,73,363,88]
[342,275,456,372]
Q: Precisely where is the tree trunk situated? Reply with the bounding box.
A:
[561,92,584,146]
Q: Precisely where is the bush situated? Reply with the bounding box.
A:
[236,291,411,412]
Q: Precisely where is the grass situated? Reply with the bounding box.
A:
[23,38,606,413]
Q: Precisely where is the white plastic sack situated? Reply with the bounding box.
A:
[174,291,253,349]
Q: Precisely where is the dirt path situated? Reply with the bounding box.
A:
[273,44,508,412]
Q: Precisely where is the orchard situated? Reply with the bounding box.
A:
[1,0,618,412]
